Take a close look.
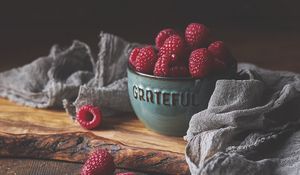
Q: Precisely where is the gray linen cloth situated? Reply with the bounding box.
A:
[1,32,300,175]
[185,63,300,175]
[0,40,95,108]
[0,32,138,117]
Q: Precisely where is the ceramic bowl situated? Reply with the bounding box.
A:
[127,65,233,136]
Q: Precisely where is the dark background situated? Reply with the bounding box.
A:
[1,0,300,72]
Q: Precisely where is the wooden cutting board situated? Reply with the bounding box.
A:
[0,98,189,175]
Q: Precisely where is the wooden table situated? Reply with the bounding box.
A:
[0,98,187,174]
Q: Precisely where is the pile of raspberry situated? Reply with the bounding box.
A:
[129,23,236,78]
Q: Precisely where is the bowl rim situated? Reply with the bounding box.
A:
[127,64,228,81]
[127,64,199,81]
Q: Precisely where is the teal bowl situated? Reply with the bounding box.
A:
[127,65,233,136]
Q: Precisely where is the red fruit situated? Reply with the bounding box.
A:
[77,105,102,130]
[169,65,189,77]
[129,48,140,68]
[189,48,213,78]
[115,173,136,175]
[208,41,236,71]
[155,28,178,49]
[159,35,184,62]
[153,54,172,77]
[185,23,209,49]
[135,46,157,74]
[208,41,229,62]
[81,149,115,175]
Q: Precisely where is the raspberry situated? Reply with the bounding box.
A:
[189,48,213,78]
[115,173,136,175]
[185,23,209,49]
[135,46,157,74]
[76,105,102,130]
[155,28,178,49]
[208,41,229,62]
[129,48,140,68]
[153,54,172,77]
[159,35,184,62]
[81,149,115,175]
[208,41,236,72]
[169,65,189,77]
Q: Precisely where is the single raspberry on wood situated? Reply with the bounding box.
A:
[189,48,213,78]
[158,35,185,62]
[155,28,178,49]
[135,46,157,74]
[185,23,210,49]
[81,149,115,175]
[153,54,172,77]
[76,105,102,130]
[129,47,140,68]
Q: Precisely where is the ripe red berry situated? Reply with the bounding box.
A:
[153,54,172,77]
[81,149,115,175]
[155,28,178,49]
[77,105,102,130]
[208,41,236,72]
[185,23,209,49]
[189,48,213,78]
[115,173,136,175]
[169,65,189,77]
[129,48,140,68]
[159,35,185,62]
[208,41,229,62]
[135,46,157,74]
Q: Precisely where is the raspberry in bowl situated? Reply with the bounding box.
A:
[127,23,236,136]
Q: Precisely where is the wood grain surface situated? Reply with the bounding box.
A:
[0,158,151,175]
[0,158,82,175]
[0,98,188,174]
